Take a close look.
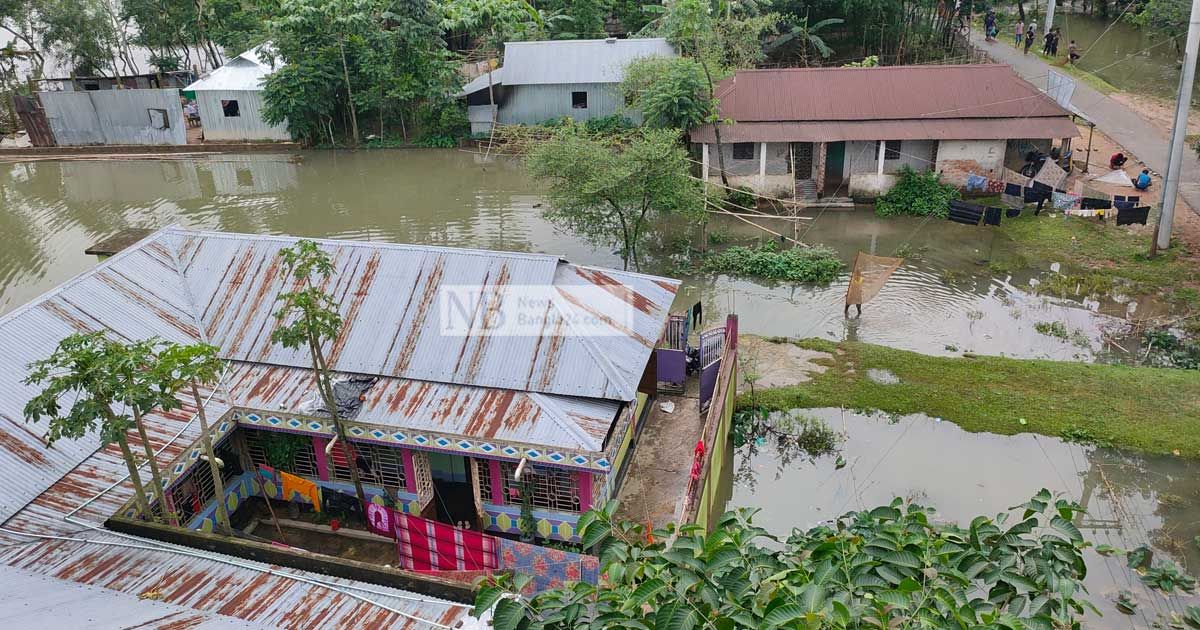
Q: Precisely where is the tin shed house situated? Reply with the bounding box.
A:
[691,65,1079,200]
[185,45,291,141]
[459,37,676,134]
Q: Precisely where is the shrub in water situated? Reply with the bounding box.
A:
[875,165,960,218]
[701,242,843,282]
[723,185,757,211]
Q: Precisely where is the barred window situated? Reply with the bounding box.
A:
[478,459,493,503]
[244,429,318,478]
[360,442,406,491]
[498,461,580,512]
[172,462,218,525]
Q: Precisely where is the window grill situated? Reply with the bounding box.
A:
[498,461,579,512]
[243,429,318,478]
[359,442,407,491]
[478,459,493,503]
[172,462,217,525]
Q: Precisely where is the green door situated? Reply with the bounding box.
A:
[824,142,846,193]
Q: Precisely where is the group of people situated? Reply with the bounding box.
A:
[1006,17,1081,64]
[1109,152,1154,191]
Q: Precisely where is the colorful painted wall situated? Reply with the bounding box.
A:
[481,502,582,543]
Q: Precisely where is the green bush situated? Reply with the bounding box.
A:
[701,242,843,282]
[875,166,960,218]
[583,114,635,134]
[416,100,468,146]
[723,185,757,211]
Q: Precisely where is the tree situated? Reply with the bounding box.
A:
[1130,0,1188,49]
[109,338,180,524]
[440,0,552,52]
[765,16,843,65]
[23,332,153,518]
[475,491,1099,628]
[270,240,367,507]
[527,125,703,270]
[263,0,459,145]
[158,342,231,535]
[662,0,732,186]
[621,56,710,130]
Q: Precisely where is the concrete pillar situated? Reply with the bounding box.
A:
[759,142,768,187]
[814,141,827,195]
[701,143,710,182]
[877,140,887,175]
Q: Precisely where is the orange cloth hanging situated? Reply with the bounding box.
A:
[281,471,321,512]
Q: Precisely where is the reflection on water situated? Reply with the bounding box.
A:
[0,150,1150,360]
[733,408,1200,626]
[1051,12,1197,104]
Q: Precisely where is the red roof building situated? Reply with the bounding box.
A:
[691,65,1079,200]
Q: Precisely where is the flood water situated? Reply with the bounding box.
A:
[734,408,1200,626]
[1048,12,1196,104]
[0,150,1156,361]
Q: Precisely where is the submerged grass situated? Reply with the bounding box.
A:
[739,338,1200,458]
[700,242,844,282]
[992,212,1199,299]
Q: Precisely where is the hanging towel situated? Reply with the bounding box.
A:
[366,502,397,538]
[1114,200,1137,210]
[1004,183,1023,197]
[948,200,985,225]
[281,471,322,511]
[1116,205,1150,226]
[1023,186,1051,203]
[1080,197,1112,210]
[965,173,988,192]
[983,207,1003,226]
[1051,192,1080,210]
[329,442,357,469]
[985,178,1005,194]
[1006,207,1022,218]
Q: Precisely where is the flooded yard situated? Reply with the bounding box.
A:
[0,150,1156,361]
[733,408,1200,626]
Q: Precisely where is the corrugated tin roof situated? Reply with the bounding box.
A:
[690,117,1081,143]
[171,229,677,400]
[185,44,280,92]
[0,564,277,628]
[501,38,675,85]
[227,363,618,451]
[710,65,1071,122]
[459,68,504,97]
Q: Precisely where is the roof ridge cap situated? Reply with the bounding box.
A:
[526,392,603,450]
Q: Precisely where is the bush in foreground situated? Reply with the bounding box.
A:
[701,242,843,282]
[876,166,961,218]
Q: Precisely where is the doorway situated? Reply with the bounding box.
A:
[427,452,478,528]
[824,142,846,194]
[791,142,814,179]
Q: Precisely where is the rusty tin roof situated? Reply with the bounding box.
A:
[0,227,678,627]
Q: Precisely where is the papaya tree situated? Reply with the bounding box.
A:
[23,332,154,518]
[109,337,178,523]
[270,239,367,507]
[158,341,231,535]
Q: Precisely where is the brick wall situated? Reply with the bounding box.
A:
[935,139,1006,186]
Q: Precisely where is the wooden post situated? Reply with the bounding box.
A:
[759,142,768,189]
[1083,124,1094,173]
[701,143,710,182]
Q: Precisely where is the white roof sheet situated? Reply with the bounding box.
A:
[185,44,279,92]
[500,37,675,85]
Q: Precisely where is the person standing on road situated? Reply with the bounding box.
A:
[984,10,997,42]
[1024,23,1036,55]
[1014,20,1025,46]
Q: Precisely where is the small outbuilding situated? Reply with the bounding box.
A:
[184,45,290,141]
[459,37,675,133]
[691,64,1080,199]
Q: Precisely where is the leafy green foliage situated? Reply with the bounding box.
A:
[1129,0,1188,40]
[875,166,961,218]
[415,99,469,146]
[1140,561,1197,593]
[582,114,634,134]
[701,242,843,282]
[260,430,310,470]
[262,0,458,145]
[722,185,757,211]
[526,124,703,270]
[476,492,1098,628]
[621,56,710,130]
[1142,329,1200,370]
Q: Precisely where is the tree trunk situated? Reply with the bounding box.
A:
[132,407,169,523]
[307,333,367,507]
[338,36,360,146]
[694,35,730,188]
[192,380,231,535]
[116,431,151,517]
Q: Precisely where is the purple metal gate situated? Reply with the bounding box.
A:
[656,314,688,390]
[698,327,725,411]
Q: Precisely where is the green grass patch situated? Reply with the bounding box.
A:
[739,339,1200,457]
[993,212,1199,298]
[700,242,844,282]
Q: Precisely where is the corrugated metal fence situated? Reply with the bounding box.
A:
[38,89,186,146]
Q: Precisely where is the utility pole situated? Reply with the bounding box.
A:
[1045,0,1056,37]
[1152,0,1200,255]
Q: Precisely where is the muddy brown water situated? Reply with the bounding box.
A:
[1047,12,1198,105]
[0,150,1151,361]
[734,408,1200,626]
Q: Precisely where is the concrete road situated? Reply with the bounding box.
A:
[976,33,1200,215]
